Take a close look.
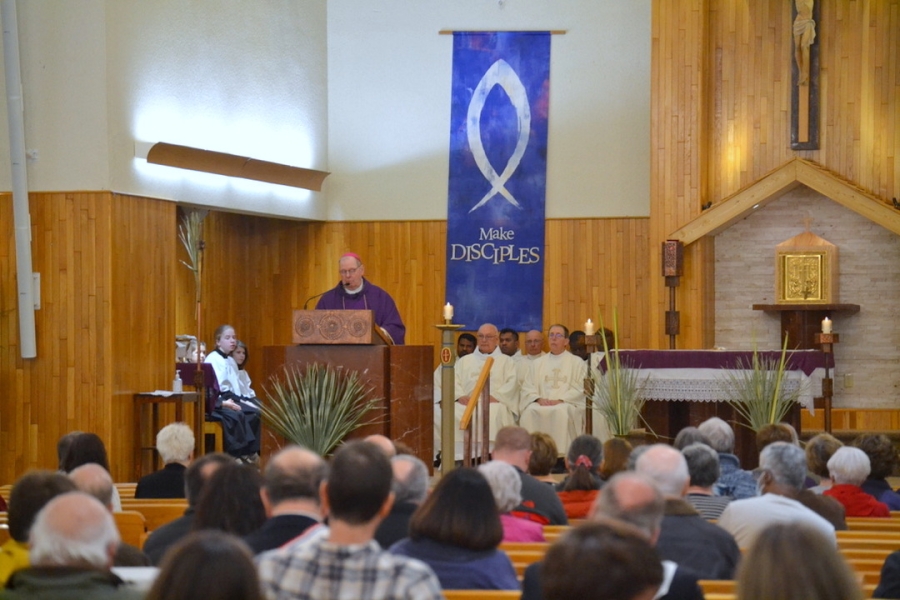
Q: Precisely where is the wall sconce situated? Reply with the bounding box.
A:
[135,141,330,191]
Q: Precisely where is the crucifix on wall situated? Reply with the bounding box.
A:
[791,0,820,150]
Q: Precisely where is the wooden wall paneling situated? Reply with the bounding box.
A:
[650,0,710,350]
[543,218,651,350]
[110,194,176,482]
[0,192,115,483]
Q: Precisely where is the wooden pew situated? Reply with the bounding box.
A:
[841,548,894,561]
[698,580,736,595]
[542,525,569,543]
[119,499,188,531]
[115,483,137,500]
[113,511,147,548]
[838,530,900,541]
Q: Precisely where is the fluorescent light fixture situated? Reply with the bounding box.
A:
[135,141,329,192]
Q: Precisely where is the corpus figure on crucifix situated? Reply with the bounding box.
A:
[793,0,816,86]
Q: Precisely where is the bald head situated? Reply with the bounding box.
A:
[364,434,397,458]
[524,330,544,357]
[29,492,119,569]
[635,444,690,498]
[264,445,328,508]
[591,472,664,542]
[68,463,114,509]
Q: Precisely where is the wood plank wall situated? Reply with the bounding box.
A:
[110,193,176,481]
[650,0,900,348]
[0,192,175,484]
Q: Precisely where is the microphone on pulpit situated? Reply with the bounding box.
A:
[303,291,328,310]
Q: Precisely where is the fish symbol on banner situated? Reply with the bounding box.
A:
[466,59,531,213]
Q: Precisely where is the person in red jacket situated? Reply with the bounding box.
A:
[823,446,890,517]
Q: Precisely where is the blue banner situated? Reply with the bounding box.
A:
[446,32,550,332]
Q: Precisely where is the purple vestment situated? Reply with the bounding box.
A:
[315,278,406,344]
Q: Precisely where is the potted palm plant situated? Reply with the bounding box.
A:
[722,336,801,432]
[259,363,382,456]
[591,309,650,439]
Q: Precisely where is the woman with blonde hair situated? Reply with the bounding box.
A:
[737,522,862,600]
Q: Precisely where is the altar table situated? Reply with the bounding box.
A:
[596,350,830,467]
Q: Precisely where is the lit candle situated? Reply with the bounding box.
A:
[584,319,595,336]
[821,317,832,334]
[443,303,454,321]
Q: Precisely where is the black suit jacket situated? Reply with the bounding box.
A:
[374,501,418,549]
[875,551,900,599]
[243,514,319,555]
[135,463,187,499]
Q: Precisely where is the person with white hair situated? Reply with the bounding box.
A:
[68,464,151,566]
[823,446,890,517]
[718,442,836,548]
[1,492,143,599]
[479,460,545,542]
[135,422,194,499]
[697,417,757,499]
[635,444,740,580]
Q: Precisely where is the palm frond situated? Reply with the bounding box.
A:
[591,308,650,436]
[721,336,801,432]
[259,363,383,456]
[178,209,208,304]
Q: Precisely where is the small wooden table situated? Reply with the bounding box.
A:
[133,392,202,480]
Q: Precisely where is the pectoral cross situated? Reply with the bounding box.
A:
[544,368,567,389]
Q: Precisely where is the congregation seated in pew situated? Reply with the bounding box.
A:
[135,422,194,499]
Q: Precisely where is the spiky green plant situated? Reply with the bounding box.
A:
[591,308,649,436]
[259,363,382,456]
[722,336,800,432]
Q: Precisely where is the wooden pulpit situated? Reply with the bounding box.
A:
[291,309,392,345]
[263,310,433,468]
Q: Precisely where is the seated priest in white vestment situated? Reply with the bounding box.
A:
[515,329,546,388]
[518,324,588,454]
[434,323,519,460]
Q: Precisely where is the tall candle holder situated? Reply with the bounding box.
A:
[813,331,838,433]
[435,322,464,475]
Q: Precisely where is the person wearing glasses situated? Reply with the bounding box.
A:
[519,324,589,454]
[315,253,406,344]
